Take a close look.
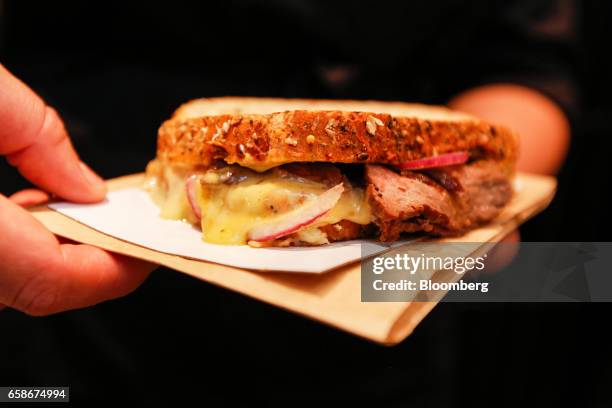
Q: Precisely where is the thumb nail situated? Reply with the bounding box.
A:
[79,162,107,197]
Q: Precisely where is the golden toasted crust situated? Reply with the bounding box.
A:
[157,97,518,172]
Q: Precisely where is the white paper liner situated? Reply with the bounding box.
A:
[50,188,407,273]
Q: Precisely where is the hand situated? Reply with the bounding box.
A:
[0,64,155,315]
[450,83,570,175]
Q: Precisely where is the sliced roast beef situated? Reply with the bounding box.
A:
[365,165,459,241]
[425,160,513,223]
[365,161,513,241]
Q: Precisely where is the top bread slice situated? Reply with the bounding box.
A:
[157,97,518,172]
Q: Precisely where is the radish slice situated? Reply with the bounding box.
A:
[185,175,202,220]
[399,151,469,170]
[248,183,345,242]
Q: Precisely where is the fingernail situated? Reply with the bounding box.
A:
[79,162,107,196]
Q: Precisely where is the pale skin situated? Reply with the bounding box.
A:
[0,64,154,315]
[0,66,569,315]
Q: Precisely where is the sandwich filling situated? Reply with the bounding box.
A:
[145,160,372,246]
[145,156,513,247]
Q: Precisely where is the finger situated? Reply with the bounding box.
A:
[0,194,156,316]
[0,64,106,203]
[51,244,155,313]
[9,189,50,207]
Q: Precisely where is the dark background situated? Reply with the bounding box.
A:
[1,1,611,406]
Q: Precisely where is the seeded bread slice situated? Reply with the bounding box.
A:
[157,97,518,172]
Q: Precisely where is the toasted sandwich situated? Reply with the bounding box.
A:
[145,97,518,247]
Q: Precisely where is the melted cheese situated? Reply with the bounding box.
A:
[145,160,198,223]
[144,160,372,245]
